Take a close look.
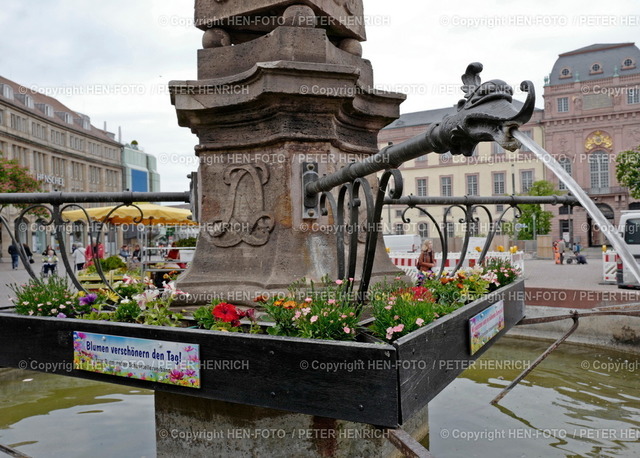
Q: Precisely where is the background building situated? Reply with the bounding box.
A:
[0,75,123,255]
[122,141,161,193]
[542,42,640,246]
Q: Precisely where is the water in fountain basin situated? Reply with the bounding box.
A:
[512,129,640,284]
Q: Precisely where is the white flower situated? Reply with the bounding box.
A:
[133,289,160,309]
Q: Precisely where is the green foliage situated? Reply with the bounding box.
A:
[10,276,76,317]
[100,255,127,271]
[112,281,146,300]
[516,180,557,239]
[262,277,360,341]
[173,237,197,247]
[113,300,142,323]
[616,146,640,199]
[0,154,41,194]
[136,302,183,326]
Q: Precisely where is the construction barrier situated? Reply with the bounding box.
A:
[389,251,525,279]
[602,250,617,284]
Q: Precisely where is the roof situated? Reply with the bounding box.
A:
[0,75,121,145]
[382,100,535,130]
[549,42,640,86]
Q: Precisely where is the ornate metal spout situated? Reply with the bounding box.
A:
[304,62,536,199]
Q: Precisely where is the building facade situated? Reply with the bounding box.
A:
[542,42,640,246]
[122,142,161,193]
[377,104,545,241]
[0,75,124,254]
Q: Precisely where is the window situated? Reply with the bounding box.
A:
[590,63,602,74]
[628,88,640,105]
[106,170,119,188]
[70,135,84,151]
[395,209,403,218]
[89,166,101,184]
[72,162,84,181]
[89,142,104,156]
[418,222,429,239]
[1,84,14,99]
[466,175,478,196]
[560,67,571,78]
[493,172,506,195]
[33,151,46,174]
[519,130,533,152]
[492,142,504,155]
[440,176,452,197]
[12,145,28,166]
[0,109,3,126]
[415,154,427,162]
[496,204,504,213]
[558,157,572,190]
[31,122,47,140]
[416,178,427,197]
[50,130,66,146]
[520,170,534,193]
[589,150,609,189]
[557,97,569,113]
[622,58,635,69]
[10,113,28,132]
[52,157,66,177]
[394,223,405,235]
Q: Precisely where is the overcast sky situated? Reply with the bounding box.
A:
[1,0,638,192]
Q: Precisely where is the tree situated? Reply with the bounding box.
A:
[615,145,640,199]
[0,154,41,195]
[515,180,557,240]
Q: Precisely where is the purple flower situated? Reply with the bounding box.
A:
[56,312,67,319]
[79,293,98,306]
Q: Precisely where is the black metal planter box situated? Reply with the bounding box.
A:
[0,279,524,427]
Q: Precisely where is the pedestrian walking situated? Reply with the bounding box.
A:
[8,243,19,269]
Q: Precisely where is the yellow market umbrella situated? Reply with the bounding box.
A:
[61,203,197,226]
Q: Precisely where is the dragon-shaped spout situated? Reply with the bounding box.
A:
[429,62,536,156]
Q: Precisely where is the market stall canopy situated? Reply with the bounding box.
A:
[61,203,197,225]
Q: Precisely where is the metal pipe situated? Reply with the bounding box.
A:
[384,195,580,206]
[305,126,441,197]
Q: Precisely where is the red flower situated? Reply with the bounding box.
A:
[213,303,240,323]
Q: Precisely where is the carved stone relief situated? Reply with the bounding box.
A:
[207,163,275,247]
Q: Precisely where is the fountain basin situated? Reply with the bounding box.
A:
[0,279,524,427]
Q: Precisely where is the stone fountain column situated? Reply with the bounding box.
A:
[170,1,404,305]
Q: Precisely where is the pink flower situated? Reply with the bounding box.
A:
[393,324,404,333]
[293,311,302,320]
[310,315,318,323]
[385,327,395,340]
[343,326,351,334]
[335,279,343,285]
[394,315,400,320]
[327,299,336,305]
[304,297,312,303]
[416,318,425,326]
[384,305,392,310]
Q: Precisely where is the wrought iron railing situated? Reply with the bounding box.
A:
[0,191,190,297]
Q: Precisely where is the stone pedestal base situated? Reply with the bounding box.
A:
[155,392,428,457]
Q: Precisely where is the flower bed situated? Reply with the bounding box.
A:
[0,261,524,426]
